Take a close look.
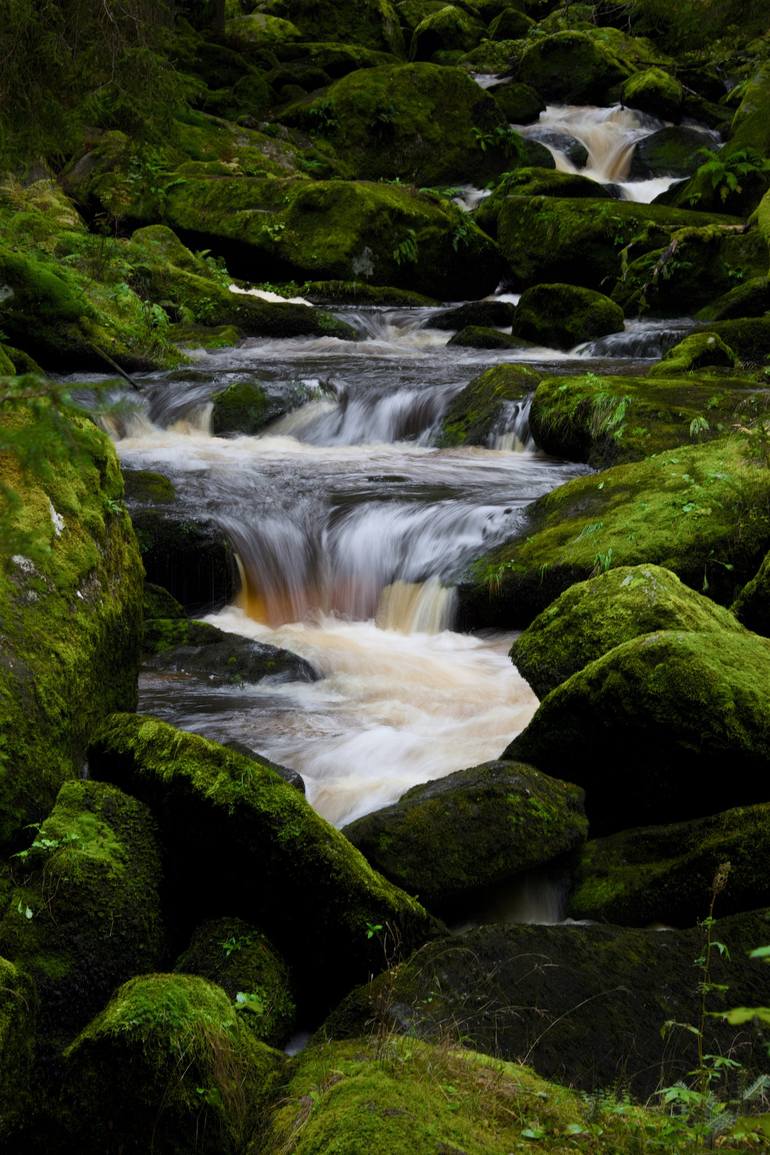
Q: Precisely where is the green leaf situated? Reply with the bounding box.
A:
[720,1006,770,1026]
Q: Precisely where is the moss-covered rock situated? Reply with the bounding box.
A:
[225,12,302,47]
[436,362,538,447]
[0,409,143,846]
[263,1035,679,1154]
[0,956,37,1144]
[528,371,763,468]
[629,126,717,180]
[648,331,737,376]
[123,467,177,506]
[0,781,164,1061]
[570,803,770,926]
[279,63,516,186]
[431,299,516,330]
[498,197,737,289]
[696,317,770,365]
[175,917,295,1047]
[143,622,317,684]
[622,66,683,121]
[488,80,544,124]
[729,61,770,160]
[510,564,747,699]
[512,283,624,350]
[515,31,631,103]
[211,379,284,435]
[143,581,186,622]
[696,276,770,322]
[506,628,770,832]
[88,715,438,1011]
[733,550,770,637]
[253,0,405,54]
[488,7,535,40]
[447,325,524,348]
[61,973,285,1154]
[300,279,436,306]
[343,760,586,915]
[410,5,486,59]
[129,508,240,613]
[324,912,770,1098]
[458,435,770,628]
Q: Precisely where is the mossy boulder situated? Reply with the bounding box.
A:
[570,804,770,926]
[458,435,770,628]
[129,508,240,613]
[622,67,683,121]
[410,5,486,58]
[629,126,717,180]
[61,973,285,1155]
[431,300,516,330]
[300,279,436,306]
[498,197,737,289]
[0,957,37,1144]
[528,371,762,468]
[510,564,747,699]
[343,760,586,915]
[175,917,295,1047]
[488,8,535,40]
[143,623,317,684]
[697,276,770,322]
[0,248,98,371]
[515,31,631,103]
[88,715,438,1012]
[448,325,524,348]
[280,64,515,186]
[325,912,770,1098]
[211,379,285,435]
[225,12,302,47]
[488,80,544,124]
[512,283,624,350]
[0,409,143,846]
[733,551,770,637]
[729,61,770,160]
[0,781,164,1059]
[695,317,770,365]
[252,0,405,54]
[436,362,538,447]
[123,467,177,506]
[648,331,737,376]
[143,582,185,622]
[263,1035,676,1154]
[506,628,770,832]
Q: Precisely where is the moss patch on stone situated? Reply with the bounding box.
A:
[436,363,538,447]
[512,283,624,350]
[733,549,770,637]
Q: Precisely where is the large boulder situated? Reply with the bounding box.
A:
[506,628,770,832]
[0,958,37,1145]
[570,804,770,926]
[514,31,631,103]
[61,974,286,1155]
[622,67,683,121]
[647,331,737,376]
[410,5,486,59]
[697,276,770,323]
[88,715,438,1012]
[629,126,717,180]
[343,760,587,915]
[249,0,405,54]
[512,283,624,350]
[0,781,164,1058]
[488,80,544,124]
[324,913,770,1098]
[510,564,747,700]
[458,435,770,628]
[733,551,770,637]
[436,363,538,447]
[143,621,317,686]
[0,408,143,846]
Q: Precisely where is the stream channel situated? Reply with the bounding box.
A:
[94,103,704,923]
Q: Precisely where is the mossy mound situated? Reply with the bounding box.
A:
[488,80,544,124]
[263,1035,679,1154]
[61,973,285,1155]
[506,628,770,832]
[629,126,717,180]
[143,622,317,684]
[143,582,185,622]
[129,508,239,613]
[175,917,295,1047]
[474,168,613,238]
[448,325,523,348]
[697,276,770,322]
[410,5,486,59]
[512,283,624,350]
[343,760,586,915]
[498,197,738,289]
[570,803,770,926]
[88,715,438,1012]
[0,780,164,1058]
[0,957,37,1144]
[728,61,770,159]
[436,362,539,447]
[528,371,762,468]
[0,408,143,846]
[300,279,436,305]
[251,0,405,54]
[431,300,516,330]
[279,63,515,186]
[510,563,747,699]
[622,66,683,121]
[324,912,770,1099]
[458,435,770,628]
[648,331,737,376]
[514,31,631,103]
[225,12,302,47]
[124,467,177,506]
[733,550,770,637]
[211,379,284,435]
[697,317,770,365]
[489,8,535,40]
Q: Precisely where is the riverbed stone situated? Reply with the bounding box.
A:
[410,5,486,59]
[143,623,318,684]
[695,317,770,365]
[430,300,516,330]
[323,911,770,1098]
[510,564,747,699]
[88,714,439,1012]
[629,126,717,180]
[0,957,37,1145]
[447,325,524,348]
[733,550,770,637]
[622,67,683,121]
[569,803,770,926]
[129,508,240,613]
[647,331,737,376]
[696,276,770,322]
[488,80,544,124]
[515,31,631,103]
[436,362,539,447]
[60,973,286,1155]
[458,435,770,628]
[512,283,624,349]
[505,627,770,832]
[343,760,586,915]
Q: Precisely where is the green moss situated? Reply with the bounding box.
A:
[0,780,164,1059]
[0,956,37,1143]
[622,66,683,120]
[570,802,770,926]
[729,61,770,160]
[436,363,538,447]
[488,82,543,125]
[143,582,185,622]
[512,283,624,350]
[256,0,405,54]
[175,916,295,1047]
[88,714,438,1012]
[143,617,224,655]
[511,563,747,699]
[211,380,277,435]
[123,468,177,505]
[410,5,485,59]
[343,760,586,914]
[460,434,770,627]
[62,973,285,1154]
[0,408,143,846]
[301,280,437,306]
[0,346,16,375]
[447,325,524,349]
[516,31,631,103]
[226,12,302,45]
[648,332,737,376]
[696,276,770,322]
[733,549,770,636]
[507,628,770,832]
[629,126,717,181]
[698,317,770,365]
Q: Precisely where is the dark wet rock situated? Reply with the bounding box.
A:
[144,623,318,686]
[430,300,517,330]
[629,126,718,180]
[512,283,624,349]
[129,509,239,614]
